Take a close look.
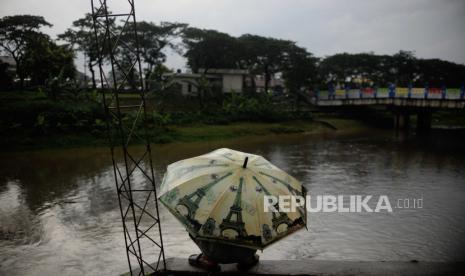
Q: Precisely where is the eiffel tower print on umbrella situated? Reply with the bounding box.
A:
[219,177,248,239]
[159,148,307,249]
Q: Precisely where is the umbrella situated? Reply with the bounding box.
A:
[159,148,306,250]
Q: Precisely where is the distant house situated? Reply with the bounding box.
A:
[163,69,249,95]
[253,75,286,94]
[0,56,17,75]
[207,69,249,93]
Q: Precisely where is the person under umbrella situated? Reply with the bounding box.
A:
[159,148,306,271]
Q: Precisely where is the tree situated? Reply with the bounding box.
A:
[282,45,319,95]
[318,53,370,87]
[238,34,294,93]
[416,58,465,87]
[113,48,140,90]
[58,13,115,89]
[22,35,75,87]
[0,15,52,89]
[182,27,243,105]
[182,27,243,73]
[318,51,420,88]
[392,50,418,86]
[131,21,187,81]
[0,60,14,90]
[107,21,186,90]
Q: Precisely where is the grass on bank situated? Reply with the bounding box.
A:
[170,121,325,142]
[0,90,326,150]
[0,116,368,151]
[9,88,463,151]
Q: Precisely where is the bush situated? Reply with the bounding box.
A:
[0,97,105,134]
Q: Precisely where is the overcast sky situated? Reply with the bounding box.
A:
[2,0,465,71]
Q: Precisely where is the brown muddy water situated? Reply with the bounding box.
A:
[1,130,465,275]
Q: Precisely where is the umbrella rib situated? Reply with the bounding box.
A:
[163,167,232,193]
[171,163,230,180]
[252,173,276,235]
[202,171,238,223]
[258,171,301,196]
[257,171,306,218]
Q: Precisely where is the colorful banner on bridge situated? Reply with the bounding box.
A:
[335,89,346,97]
[377,88,389,97]
[411,88,424,94]
[446,88,461,99]
[396,87,409,97]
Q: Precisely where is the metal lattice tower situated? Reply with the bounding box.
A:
[90,0,166,275]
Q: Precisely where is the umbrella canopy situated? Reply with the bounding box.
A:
[159,148,306,250]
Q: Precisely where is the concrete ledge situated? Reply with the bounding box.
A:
[126,257,465,276]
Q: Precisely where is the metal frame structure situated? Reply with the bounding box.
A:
[90,0,166,275]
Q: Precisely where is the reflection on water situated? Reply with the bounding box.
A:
[1,131,465,275]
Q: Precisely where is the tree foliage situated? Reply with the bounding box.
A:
[238,34,297,92]
[23,35,75,86]
[58,13,115,89]
[0,15,52,88]
[282,44,319,94]
[111,21,186,89]
[182,27,242,73]
[318,51,465,88]
[133,21,186,80]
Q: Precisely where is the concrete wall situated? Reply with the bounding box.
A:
[172,80,197,96]
[222,74,243,93]
[183,81,198,95]
[169,74,243,95]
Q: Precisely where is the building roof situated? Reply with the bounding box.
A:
[163,68,249,81]
[198,68,249,75]
[163,72,221,79]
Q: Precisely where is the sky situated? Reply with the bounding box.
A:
[2,0,465,72]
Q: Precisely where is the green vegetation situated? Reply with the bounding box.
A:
[0,15,75,90]
[169,121,326,143]
[318,51,465,88]
[0,90,369,151]
[433,110,465,127]
[3,87,465,151]
[58,14,186,89]
[0,90,104,149]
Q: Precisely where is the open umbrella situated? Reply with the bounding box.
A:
[159,148,306,250]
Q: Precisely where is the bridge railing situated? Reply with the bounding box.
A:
[316,87,465,101]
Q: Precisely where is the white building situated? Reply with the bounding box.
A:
[164,69,249,95]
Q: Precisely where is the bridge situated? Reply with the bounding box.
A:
[311,87,465,132]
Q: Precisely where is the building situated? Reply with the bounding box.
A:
[253,75,286,94]
[163,69,249,96]
[207,69,248,93]
[0,56,17,75]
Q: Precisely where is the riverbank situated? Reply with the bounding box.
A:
[2,90,464,151]
[0,117,370,152]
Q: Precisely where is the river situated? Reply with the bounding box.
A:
[1,130,465,275]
